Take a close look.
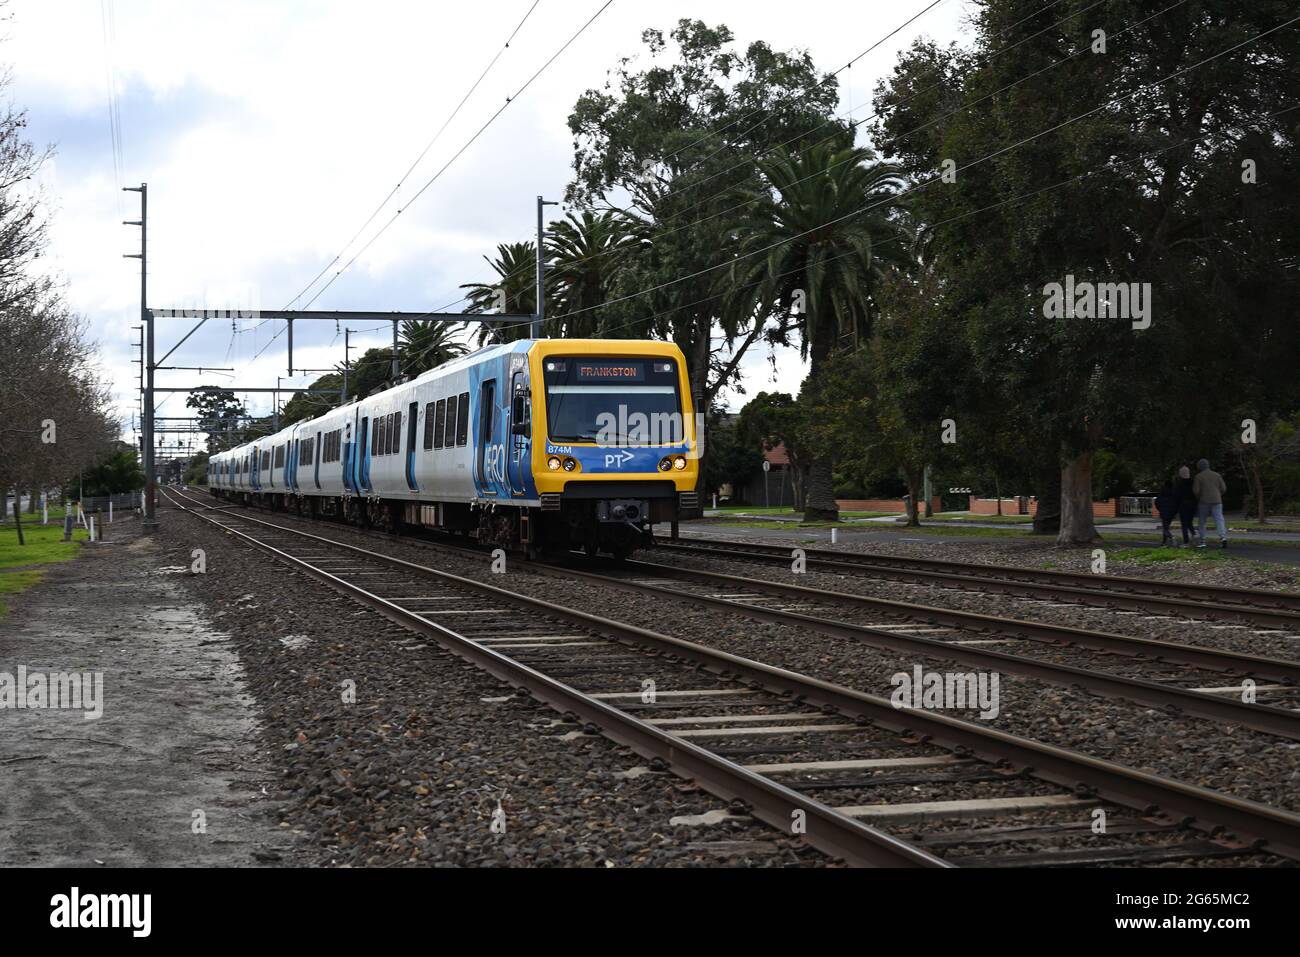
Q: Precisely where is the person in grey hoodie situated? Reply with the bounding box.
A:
[1192,459,1228,548]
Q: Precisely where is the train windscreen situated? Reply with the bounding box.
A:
[542,357,683,446]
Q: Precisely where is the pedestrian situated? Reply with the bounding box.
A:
[1192,458,1228,549]
[1174,465,1197,547]
[1154,479,1178,547]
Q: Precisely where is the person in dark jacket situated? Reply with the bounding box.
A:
[1174,465,1197,547]
[1154,480,1179,547]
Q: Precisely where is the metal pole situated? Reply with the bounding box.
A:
[343,328,351,403]
[273,377,280,433]
[288,317,294,377]
[124,184,154,530]
[391,319,400,380]
[534,196,558,339]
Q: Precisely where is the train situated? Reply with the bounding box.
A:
[208,339,700,557]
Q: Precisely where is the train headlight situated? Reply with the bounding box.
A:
[658,457,673,472]
[548,456,562,471]
[673,455,688,471]
[562,457,577,472]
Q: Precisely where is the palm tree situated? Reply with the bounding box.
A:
[460,241,539,346]
[726,142,911,520]
[545,209,641,337]
[399,320,467,376]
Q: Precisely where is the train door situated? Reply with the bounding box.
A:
[342,420,355,493]
[359,415,372,492]
[507,368,530,497]
[405,401,419,492]
[475,379,497,495]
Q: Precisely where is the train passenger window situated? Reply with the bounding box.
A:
[372,418,382,456]
[456,392,470,446]
[443,397,457,449]
[274,445,285,468]
[392,411,402,455]
[434,400,446,449]
[423,403,435,450]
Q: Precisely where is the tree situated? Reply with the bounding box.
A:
[545,209,641,336]
[735,391,808,507]
[461,242,540,346]
[726,142,911,520]
[78,443,144,497]
[399,320,466,376]
[567,19,850,412]
[186,388,247,453]
[871,0,1300,544]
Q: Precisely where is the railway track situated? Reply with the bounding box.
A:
[162,488,1300,866]
[653,536,1300,631]
[535,557,1300,741]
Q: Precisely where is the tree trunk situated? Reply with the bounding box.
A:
[1032,462,1061,535]
[1057,448,1101,545]
[12,499,25,546]
[801,335,839,522]
[995,474,1002,517]
[903,467,921,527]
[1249,455,1266,524]
[27,488,39,515]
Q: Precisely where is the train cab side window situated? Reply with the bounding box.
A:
[423,403,435,450]
[456,392,470,446]
[434,399,446,449]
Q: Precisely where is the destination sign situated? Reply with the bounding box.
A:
[575,362,646,383]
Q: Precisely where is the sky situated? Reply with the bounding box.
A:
[5,0,975,446]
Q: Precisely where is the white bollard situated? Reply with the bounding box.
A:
[109,501,113,524]
[87,516,95,542]
[42,498,48,526]
[831,528,838,545]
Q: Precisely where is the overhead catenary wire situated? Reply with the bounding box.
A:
[431,0,1185,319]
[295,0,616,314]
[281,0,544,315]
[481,8,1297,338]
[421,0,1112,314]
[568,104,1300,349]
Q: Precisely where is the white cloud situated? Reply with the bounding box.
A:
[7,0,971,432]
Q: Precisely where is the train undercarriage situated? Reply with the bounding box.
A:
[209,487,694,559]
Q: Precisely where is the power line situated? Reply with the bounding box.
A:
[296,0,615,314]
[282,0,544,314]
[560,104,1300,346]
[436,0,1174,323]
[486,6,1295,336]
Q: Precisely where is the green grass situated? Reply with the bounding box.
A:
[1111,545,1240,566]
[929,512,1036,524]
[0,520,88,615]
[710,506,895,519]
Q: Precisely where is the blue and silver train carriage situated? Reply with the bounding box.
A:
[209,339,700,557]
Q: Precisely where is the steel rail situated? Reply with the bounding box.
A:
[653,540,1300,631]
[528,557,1300,741]
[159,489,945,868]
[162,489,1300,860]
[661,535,1300,611]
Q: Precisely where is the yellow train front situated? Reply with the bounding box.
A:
[524,340,699,558]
